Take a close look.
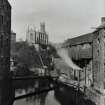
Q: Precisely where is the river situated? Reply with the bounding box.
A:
[13,90,60,105]
[13,83,96,105]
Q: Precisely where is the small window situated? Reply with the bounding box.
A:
[30,33,33,40]
[97,38,100,44]
[0,15,3,25]
[104,82,105,89]
[97,49,99,56]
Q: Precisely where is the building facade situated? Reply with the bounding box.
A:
[63,18,105,105]
[85,24,105,105]
[0,0,13,104]
[63,33,93,86]
[26,22,48,46]
[0,0,11,77]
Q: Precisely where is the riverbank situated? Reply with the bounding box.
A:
[54,82,96,105]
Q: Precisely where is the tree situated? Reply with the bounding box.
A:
[11,41,42,76]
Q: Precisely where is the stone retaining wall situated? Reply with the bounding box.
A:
[86,88,105,105]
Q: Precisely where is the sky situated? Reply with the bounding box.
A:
[8,0,104,43]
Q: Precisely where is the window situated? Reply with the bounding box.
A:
[35,32,36,43]
[104,63,105,78]
[97,49,99,56]
[104,82,105,89]
[0,15,3,25]
[97,38,100,44]
[39,33,40,43]
[41,33,42,41]
[30,33,33,41]
[1,16,3,24]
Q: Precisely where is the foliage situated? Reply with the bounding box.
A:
[11,41,42,76]
[11,41,58,76]
[12,42,42,67]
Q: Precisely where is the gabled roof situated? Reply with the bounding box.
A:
[96,23,105,30]
[64,33,94,47]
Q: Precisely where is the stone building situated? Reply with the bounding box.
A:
[26,22,48,46]
[63,33,93,87]
[11,30,16,45]
[88,22,105,105]
[64,33,93,61]
[0,0,13,104]
[0,0,11,77]
[63,18,105,105]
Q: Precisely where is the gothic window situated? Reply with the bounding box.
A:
[0,15,3,26]
[38,32,41,43]
[1,0,3,4]
[97,49,99,56]
[104,82,105,89]
[30,33,33,41]
[104,36,105,43]
[104,63,105,78]
[35,32,36,43]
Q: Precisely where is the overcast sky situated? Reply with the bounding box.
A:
[8,0,104,43]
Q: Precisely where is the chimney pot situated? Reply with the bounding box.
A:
[101,17,105,24]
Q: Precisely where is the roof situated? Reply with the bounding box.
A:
[62,33,93,60]
[64,33,94,47]
[69,47,92,60]
[95,23,105,31]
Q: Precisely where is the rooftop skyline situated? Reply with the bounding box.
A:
[9,0,104,43]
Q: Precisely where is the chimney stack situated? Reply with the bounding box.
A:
[40,22,46,33]
[101,17,105,24]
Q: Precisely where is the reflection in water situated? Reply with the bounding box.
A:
[13,77,56,105]
[13,84,96,105]
[45,91,60,105]
[25,92,47,105]
[13,88,60,105]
